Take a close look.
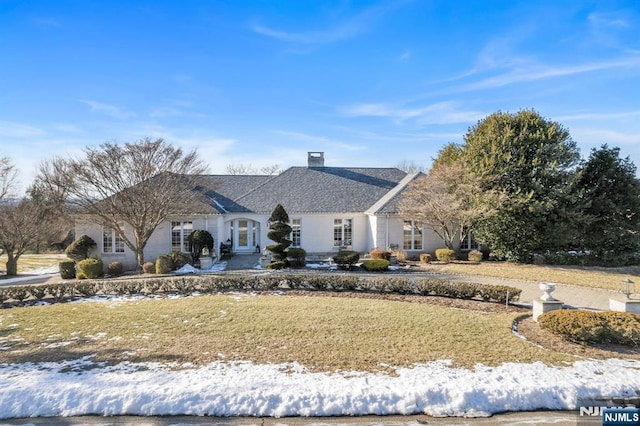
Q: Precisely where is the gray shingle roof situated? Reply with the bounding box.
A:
[232,167,408,214]
[192,175,272,213]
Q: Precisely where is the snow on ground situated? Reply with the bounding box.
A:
[0,357,639,419]
[174,262,227,274]
[0,265,59,285]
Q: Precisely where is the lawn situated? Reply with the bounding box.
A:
[420,261,640,291]
[0,253,66,274]
[0,293,575,372]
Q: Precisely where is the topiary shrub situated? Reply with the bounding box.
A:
[333,250,360,270]
[188,230,214,265]
[169,252,191,270]
[286,247,307,268]
[435,248,456,263]
[361,259,390,272]
[65,235,97,262]
[267,261,286,270]
[142,262,155,274]
[76,271,87,280]
[369,249,391,260]
[539,310,640,346]
[266,204,293,268]
[107,261,123,276]
[155,255,174,274]
[419,253,432,263]
[77,258,103,279]
[468,249,483,262]
[59,261,76,280]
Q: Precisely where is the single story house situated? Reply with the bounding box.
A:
[76,152,457,269]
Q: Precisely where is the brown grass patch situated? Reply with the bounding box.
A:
[419,261,640,291]
[0,292,575,372]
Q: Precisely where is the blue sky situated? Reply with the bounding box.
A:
[1,0,639,190]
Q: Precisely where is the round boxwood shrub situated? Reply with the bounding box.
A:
[435,248,456,263]
[369,249,391,260]
[107,261,123,276]
[59,260,76,280]
[538,309,640,347]
[155,255,174,274]
[169,252,191,270]
[286,247,307,268]
[361,259,390,272]
[77,258,103,279]
[468,249,483,262]
[419,253,432,263]
[142,261,155,274]
[333,250,360,270]
[266,261,286,270]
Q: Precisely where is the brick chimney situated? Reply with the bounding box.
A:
[307,152,325,167]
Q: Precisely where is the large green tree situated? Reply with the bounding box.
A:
[571,144,640,258]
[463,110,581,261]
[266,204,292,268]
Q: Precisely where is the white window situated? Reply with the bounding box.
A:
[103,226,125,253]
[333,218,352,247]
[171,221,193,252]
[291,219,301,247]
[460,228,480,250]
[403,220,423,250]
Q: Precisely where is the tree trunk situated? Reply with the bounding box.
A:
[5,252,17,276]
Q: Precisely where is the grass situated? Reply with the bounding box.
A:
[0,293,575,372]
[0,253,66,274]
[419,261,640,291]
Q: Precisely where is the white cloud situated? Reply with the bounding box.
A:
[80,100,136,119]
[339,101,484,125]
[251,0,409,45]
[0,121,47,138]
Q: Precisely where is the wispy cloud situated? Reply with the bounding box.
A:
[251,1,409,45]
[80,100,136,119]
[588,11,631,29]
[0,121,47,138]
[460,58,640,91]
[557,110,640,122]
[339,101,484,125]
[32,17,62,28]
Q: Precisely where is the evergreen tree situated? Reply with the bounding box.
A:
[266,204,292,269]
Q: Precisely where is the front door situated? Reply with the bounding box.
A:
[231,219,259,253]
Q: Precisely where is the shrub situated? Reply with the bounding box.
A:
[267,261,286,270]
[435,248,456,262]
[188,230,214,265]
[169,252,191,270]
[59,261,76,280]
[361,259,390,272]
[155,255,174,274]
[107,261,123,276]
[266,204,292,263]
[391,249,407,262]
[331,276,360,291]
[369,249,391,260]
[477,285,521,303]
[333,250,360,269]
[419,253,432,263]
[142,262,155,274]
[65,235,97,262]
[77,258,103,279]
[468,249,483,262]
[386,277,412,294]
[539,310,640,347]
[286,247,307,268]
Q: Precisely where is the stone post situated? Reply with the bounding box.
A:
[533,282,563,322]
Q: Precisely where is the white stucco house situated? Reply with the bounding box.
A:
[76,152,452,270]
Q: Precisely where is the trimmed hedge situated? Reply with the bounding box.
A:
[59,261,76,280]
[286,248,307,268]
[65,235,97,262]
[107,261,123,276]
[419,253,432,263]
[468,249,483,262]
[155,255,174,274]
[435,248,456,262]
[169,252,191,270]
[538,309,640,347]
[361,259,390,271]
[0,274,521,308]
[369,249,391,260]
[142,262,155,274]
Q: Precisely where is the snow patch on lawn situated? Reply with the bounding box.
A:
[0,357,639,419]
[174,262,227,274]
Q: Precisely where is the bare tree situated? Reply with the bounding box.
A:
[399,161,501,249]
[225,162,281,175]
[393,160,426,173]
[0,156,18,200]
[0,198,45,275]
[38,138,208,267]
